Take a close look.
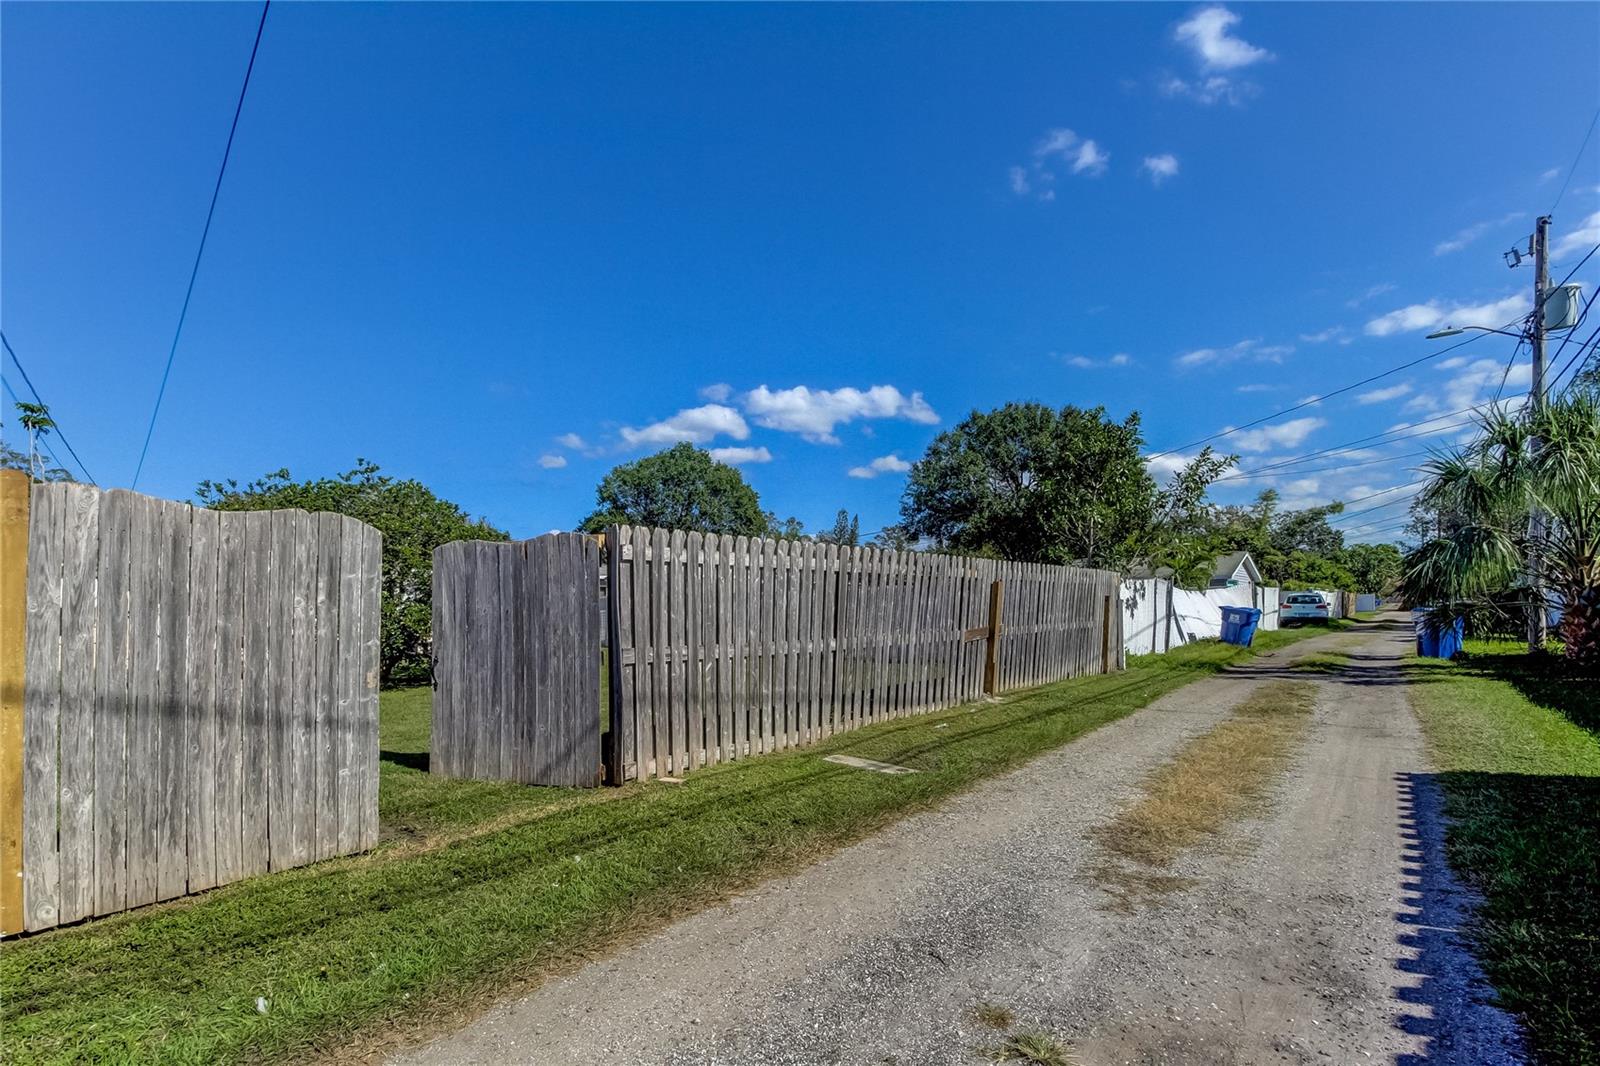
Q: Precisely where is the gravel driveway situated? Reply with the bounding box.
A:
[389,616,1524,1066]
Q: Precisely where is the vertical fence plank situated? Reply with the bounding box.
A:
[123,493,162,905]
[213,512,246,885]
[184,507,220,893]
[312,513,342,861]
[154,500,191,900]
[357,522,381,851]
[22,483,63,931]
[91,491,132,915]
[57,484,100,924]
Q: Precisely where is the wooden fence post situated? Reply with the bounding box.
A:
[0,470,29,936]
[982,580,1003,695]
[1101,594,1112,673]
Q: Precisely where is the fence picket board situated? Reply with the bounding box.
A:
[123,493,162,905]
[312,513,342,861]
[184,507,220,892]
[333,516,362,854]
[57,484,100,924]
[22,483,63,930]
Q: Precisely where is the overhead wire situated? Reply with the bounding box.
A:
[131,0,270,490]
[1,330,97,484]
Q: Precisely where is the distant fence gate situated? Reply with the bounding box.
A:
[2,473,381,935]
[604,525,1123,783]
[431,534,603,788]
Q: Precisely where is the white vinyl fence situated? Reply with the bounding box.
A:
[1120,578,1280,655]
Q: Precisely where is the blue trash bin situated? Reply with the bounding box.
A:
[1220,606,1262,647]
[1412,609,1463,658]
[1412,609,1438,657]
[1436,616,1465,659]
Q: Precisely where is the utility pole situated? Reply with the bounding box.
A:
[1526,215,1550,651]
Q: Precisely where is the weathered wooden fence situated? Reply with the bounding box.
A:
[1,474,381,935]
[604,525,1122,783]
[431,534,603,788]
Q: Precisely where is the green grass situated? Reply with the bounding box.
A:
[1,624,1344,1066]
[1408,639,1600,1062]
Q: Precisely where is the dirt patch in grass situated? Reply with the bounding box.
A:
[1087,679,1317,910]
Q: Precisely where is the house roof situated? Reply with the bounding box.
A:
[1210,550,1262,586]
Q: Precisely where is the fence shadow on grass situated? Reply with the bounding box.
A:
[1392,769,1598,1064]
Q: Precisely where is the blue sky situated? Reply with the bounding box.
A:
[4,2,1598,542]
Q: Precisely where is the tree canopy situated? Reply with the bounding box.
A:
[899,402,1232,570]
[197,460,507,686]
[579,443,770,537]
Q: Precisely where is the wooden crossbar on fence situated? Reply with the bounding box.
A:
[604,525,1122,783]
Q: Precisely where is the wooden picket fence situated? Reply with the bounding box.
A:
[431,535,603,788]
[604,525,1122,783]
[0,473,381,935]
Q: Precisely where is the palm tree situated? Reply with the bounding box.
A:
[1402,393,1600,662]
[14,401,55,481]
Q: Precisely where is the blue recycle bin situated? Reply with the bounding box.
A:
[1413,610,1465,659]
[1220,606,1262,647]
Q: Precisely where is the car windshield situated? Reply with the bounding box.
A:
[1287,595,1324,604]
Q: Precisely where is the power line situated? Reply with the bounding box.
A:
[131,0,270,490]
[1215,449,1431,483]
[1,330,98,484]
[1551,106,1600,214]
[1146,322,1511,461]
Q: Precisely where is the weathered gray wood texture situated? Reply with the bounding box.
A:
[19,483,381,933]
[431,534,602,788]
[604,525,1123,783]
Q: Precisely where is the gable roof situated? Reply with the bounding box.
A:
[1210,550,1262,586]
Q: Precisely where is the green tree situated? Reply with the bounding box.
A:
[1403,393,1600,661]
[197,460,507,685]
[0,438,71,483]
[871,524,917,552]
[13,401,58,481]
[1339,542,1403,594]
[579,443,769,537]
[816,509,861,547]
[900,402,1232,569]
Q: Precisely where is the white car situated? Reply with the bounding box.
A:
[1281,592,1332,626]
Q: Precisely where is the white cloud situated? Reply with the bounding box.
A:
[1174,5,1272,70]
[555,432,586,450]
[619,403,749,447]
[698,382,732,402]
[1013,128,1108,196]
[1364,293,1527,337]
[1072,140,1109,176]
[847,454,913,479]
[1174,337,1290,367]
[1058,351,1133,369]
[1298,326,1347,344]
[709,446,772,465]
[1552,210,1600,260]
[1226,416,1326,453]
[537,454,567,469]
[1346,282,1397,309]
[1434,212,1523,256]
[1160,74,1256,106]
[1235,383,1277,393]
[1142,154,1180,185]
[1356,382,1412,405]
[742,385,938,444]
[1540,167,1561,183]
[1144,451,1195,481]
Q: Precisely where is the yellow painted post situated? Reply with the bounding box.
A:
[0,470,30,935]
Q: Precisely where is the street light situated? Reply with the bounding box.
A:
[1424,324,1526,340]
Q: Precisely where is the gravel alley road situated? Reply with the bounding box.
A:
[389,615,1524,1066]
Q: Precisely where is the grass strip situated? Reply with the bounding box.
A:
[1,623,1346,1066]
[1407,639,1600,1063]
[1089,678,1317,910]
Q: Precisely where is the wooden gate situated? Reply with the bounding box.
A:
[431,534,602,788]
